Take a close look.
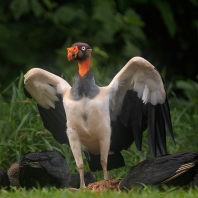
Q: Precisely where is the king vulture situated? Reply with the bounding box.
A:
[24,42,175,188]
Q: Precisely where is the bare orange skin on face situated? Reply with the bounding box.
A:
[67,46,78,61]
[67,46,90,77]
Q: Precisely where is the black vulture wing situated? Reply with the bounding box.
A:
[119,152,198,190]
[19,150,71,188]
[24,68,70,144]
[108,57,175,157]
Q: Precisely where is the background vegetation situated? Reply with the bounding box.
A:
[0,0,198,91]
[0,0,198,196]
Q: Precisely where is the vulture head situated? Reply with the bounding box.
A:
[67,42,92,61]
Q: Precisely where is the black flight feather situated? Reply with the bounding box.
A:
[117,89,171,158]
[24,86,68,144]
[121,91,144,151]
[155,105,167,155]
[37,94,69,144]
[161,97,176,146]
[146,103,156,157]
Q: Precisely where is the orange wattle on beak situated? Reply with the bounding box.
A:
[67,52,75,61]
[67,46,78,61]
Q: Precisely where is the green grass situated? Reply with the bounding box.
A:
[0,75,198,197]
[1,186,198,198]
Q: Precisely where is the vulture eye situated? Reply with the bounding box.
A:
[81,46,86,51]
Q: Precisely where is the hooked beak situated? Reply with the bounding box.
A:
[67,46,78,61]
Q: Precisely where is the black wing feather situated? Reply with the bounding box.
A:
[24,87,69,144]
[120,152,198,190]
[111,115,134,151]
[161,97,176,146]
[37,94,69,144]
[111,87,175,159]
[147,103,156,157]
[120,90,147,151]
[155,105,167,155]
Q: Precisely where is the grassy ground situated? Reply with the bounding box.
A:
[1,186,198,198]
[0,75,198,196]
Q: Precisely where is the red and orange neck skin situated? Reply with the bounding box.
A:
[78,58,91,77]
[67,45,91,77]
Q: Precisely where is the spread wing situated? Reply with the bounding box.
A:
[24,68,71,144]
[108,56,175,157]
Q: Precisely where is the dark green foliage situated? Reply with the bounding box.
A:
[169,80,198,153]
[0,0,197,97]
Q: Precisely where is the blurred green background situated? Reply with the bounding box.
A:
[0,0,198,96]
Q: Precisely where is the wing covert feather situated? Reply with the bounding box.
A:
[24,68,71,109]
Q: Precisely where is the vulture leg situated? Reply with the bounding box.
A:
[67,127,85,188]
[100,139,110,180]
